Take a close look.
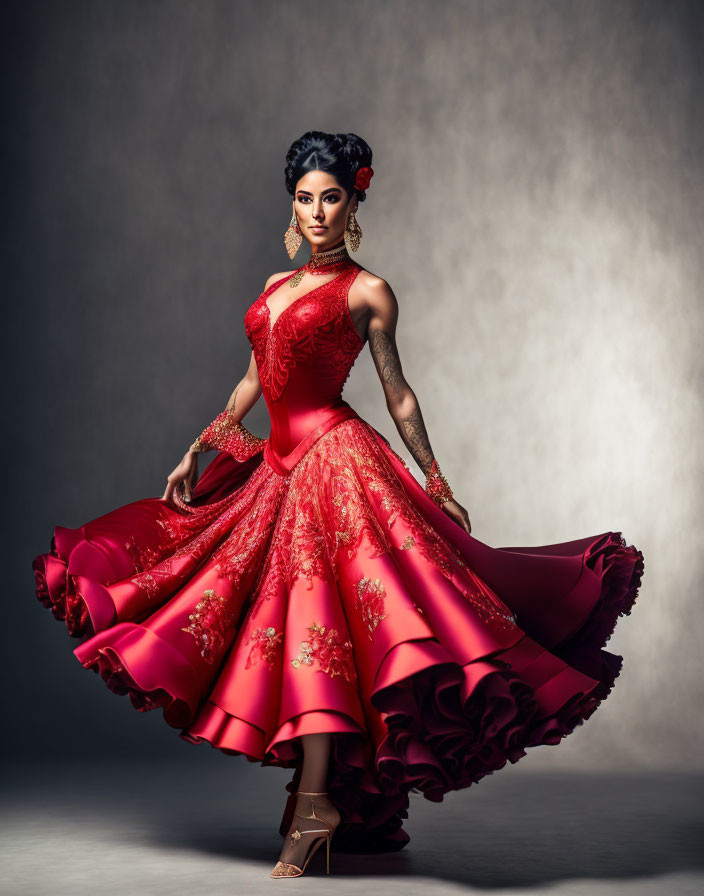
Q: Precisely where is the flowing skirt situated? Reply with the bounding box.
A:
[32,417,644,852]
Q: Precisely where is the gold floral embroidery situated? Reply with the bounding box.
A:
[130,571,163,601]
[251,461,335,597]
[180,588,239,663]
[459,577,518,628]
[119,513,204,588]
[325,422,456,578]
[123,534,166,574]
[212,476,285,584]
[156,516,180,536]
[245,625,284,669]
[126,415,515,638]
[241,419,517,633]
[290,621,356,685]
[291,642,313,667]
[330,464,390,562]
[354,576,387,640]
[377,491,401,528]
[129,462,284,601]
[316,421,517,631]
[249,532,289,614]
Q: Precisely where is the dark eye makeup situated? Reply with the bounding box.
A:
[296,192,341,203]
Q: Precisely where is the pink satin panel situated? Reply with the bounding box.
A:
[33,260,644,853]
[263,400,360,475]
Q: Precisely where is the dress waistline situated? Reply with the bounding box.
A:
[263,401,361,476]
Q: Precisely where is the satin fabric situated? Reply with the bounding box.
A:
[33,260,644,852]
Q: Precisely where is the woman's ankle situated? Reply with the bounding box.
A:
[294,792,340,825]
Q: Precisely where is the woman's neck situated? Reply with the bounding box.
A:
[287,240,352,286]
[304,242,352,273]
[310,239,346,256]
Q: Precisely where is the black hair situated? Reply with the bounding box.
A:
[284,131,373,202]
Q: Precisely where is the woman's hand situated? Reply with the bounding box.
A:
[440,497,472,534]
[162,450,199,504]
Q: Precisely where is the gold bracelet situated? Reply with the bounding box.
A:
[189,409,265,460]
[425,458,454,506]
[189,435,207,453]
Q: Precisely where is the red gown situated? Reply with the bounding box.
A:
[32,259,644,853]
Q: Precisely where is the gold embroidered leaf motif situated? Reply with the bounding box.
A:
[123,535,166,575]
[241,419,517,633]
[245,625,284,669]
[130,460,280,599]
[290,621,356,685]
[354,576,387,640]
[209,466,287,584]
[180,588,239,664]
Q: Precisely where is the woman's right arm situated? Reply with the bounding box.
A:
[162,351,264,504]
[224,351,262,415]
[191,350,263,450]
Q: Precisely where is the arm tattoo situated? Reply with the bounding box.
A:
[225,383,241,415]
[400,405,435,476]
[369,328,405,392]
[370,327,435,476]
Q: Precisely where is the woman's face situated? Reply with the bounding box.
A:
[293,169,357,252]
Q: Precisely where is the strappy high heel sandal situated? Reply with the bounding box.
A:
[269,790,339,878]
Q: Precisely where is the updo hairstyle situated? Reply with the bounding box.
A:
[284,131,373,202]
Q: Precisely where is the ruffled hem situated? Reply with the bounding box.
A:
[369,425,645,656]
[32,530,103,638]
[31,451,263,640]
[73,622,201,727]
[552,532,644,678]
[67,589,629,853]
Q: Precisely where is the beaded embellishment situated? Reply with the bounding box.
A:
[123,534,167,575]
[245,625,284,670]
[241,419,517,632]
[190,408,266,460]
[290,621,357,685]
[354,575,387,640]
[287,243,352,287]
[425,458,454,506]
[180,588,239,663]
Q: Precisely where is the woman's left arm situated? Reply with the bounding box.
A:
[361,275,472,534]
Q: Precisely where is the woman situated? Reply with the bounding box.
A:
[33,130,644,879]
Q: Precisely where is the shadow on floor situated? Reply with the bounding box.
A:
[2,758,702,889]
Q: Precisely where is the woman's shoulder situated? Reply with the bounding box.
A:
[350,265,396,312]
[263,269,298,292]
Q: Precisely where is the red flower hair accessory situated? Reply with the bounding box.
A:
[354,165,374,191]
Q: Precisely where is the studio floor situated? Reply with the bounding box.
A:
[1,759,702,895]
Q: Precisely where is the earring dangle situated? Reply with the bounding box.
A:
[284,208,303,259]
[344,210,362,253]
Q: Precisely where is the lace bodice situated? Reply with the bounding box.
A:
[245,262,364,401]
[244,262,366,463]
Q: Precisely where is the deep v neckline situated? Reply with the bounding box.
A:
[263,266,353,337]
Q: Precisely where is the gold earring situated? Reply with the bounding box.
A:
[344,209,362,253]
[284,207,303,259]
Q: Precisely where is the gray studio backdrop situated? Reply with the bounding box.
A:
[9,0,703,769]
